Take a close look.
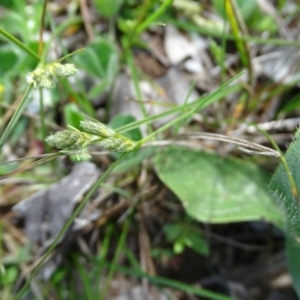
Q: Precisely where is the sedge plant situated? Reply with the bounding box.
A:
[3,0,300,299]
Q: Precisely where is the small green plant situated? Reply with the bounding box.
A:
[164,221,209,256]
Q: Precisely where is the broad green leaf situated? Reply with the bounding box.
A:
[270,126,300,297]
[154,146,283,226]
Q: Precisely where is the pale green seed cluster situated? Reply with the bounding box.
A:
[79,120,137,152]
[80,120,116,137]
[27,63,78,88]
[97,136,137,152]
[45,126,92,150]
[45,120,137,153]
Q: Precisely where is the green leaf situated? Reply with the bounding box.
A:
[73,46,104,77]
[285,235,300,296]
[88,80,109,99]
[164,223,183,241]
[154,146,284,226]
[269,126,300,297]
[94,0,124,18]
[73,38,119,81]
[185,231,209,256]
[51,267,68,285]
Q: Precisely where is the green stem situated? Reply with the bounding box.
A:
[56,48,85,63]
[0,27,40,61]
[0,84,34,149]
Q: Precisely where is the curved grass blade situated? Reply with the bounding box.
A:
[0,84,33,149]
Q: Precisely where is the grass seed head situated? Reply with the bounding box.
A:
[45,127,92,150]
[80,120,117,137]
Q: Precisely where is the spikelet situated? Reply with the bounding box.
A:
[80,119,137,152]
[97,136,137,152]
[45,120,137,155]
[27,62,78,88]
[80,120,116,137]
[45,126,92,150]
[47,63,78,78]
